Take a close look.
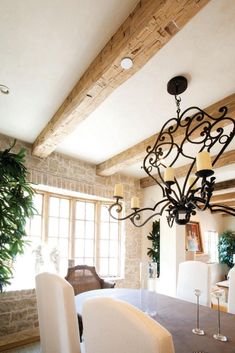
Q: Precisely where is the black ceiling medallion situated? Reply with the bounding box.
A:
[109,76,235,227]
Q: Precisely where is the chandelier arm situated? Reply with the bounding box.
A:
[109,198,170,223]
[208,204,235,217]
[165,188,180,204]
[173,178,183,200]
[130,200,171,227]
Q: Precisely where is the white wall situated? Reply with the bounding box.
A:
[142,184,187,296]
[223,216,235,231]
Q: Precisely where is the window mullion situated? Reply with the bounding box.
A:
[42,193,49,244]
[95,201,101,273]
[69,198,76,261]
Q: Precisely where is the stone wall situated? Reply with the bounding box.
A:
[0,289,38,337]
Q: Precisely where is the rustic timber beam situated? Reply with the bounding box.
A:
[32,0,209,158]
[214,179,235,191]
[214,201,235,207]
[97,92,235,176]
[140,149,235,188]
[210,192,235,203]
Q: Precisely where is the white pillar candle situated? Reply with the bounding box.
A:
[188,176,197,190]
[131,196,140,209]
[196,151,212,172]
[233,254,235,264]
[114,184,124,198]
[164,167,175,183]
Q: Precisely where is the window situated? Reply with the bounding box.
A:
[204,230,219,262]
[99,204,120,277]
[8,189,122,290]
[74,201,95,266]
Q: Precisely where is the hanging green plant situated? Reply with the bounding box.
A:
[218,230,235,269]
[147,220,160,276]
[0,141,35,291]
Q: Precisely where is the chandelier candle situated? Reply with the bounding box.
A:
[109,76,235,227]
[196,151,213,177]
[131,197,140,209]
[114,184,124,198]
[164,167,175,185]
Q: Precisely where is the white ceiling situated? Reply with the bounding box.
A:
[0,0,235,180]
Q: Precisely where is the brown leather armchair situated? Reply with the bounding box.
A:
[65,265,115,295]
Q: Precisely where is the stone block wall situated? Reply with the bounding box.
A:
[0,289,38,337]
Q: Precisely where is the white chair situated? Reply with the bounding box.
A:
[176,260,211,306]
[82,297,175,353]
[228,269,235,314]
[35,272,83,353]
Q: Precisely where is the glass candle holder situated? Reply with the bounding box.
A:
[212,290,227,342]
[192,289,205,335]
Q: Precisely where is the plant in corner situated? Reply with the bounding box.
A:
[218,230,235,269]
[147,220,160,277]
[0,142,35,291]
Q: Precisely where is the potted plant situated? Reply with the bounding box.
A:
[147,220,160,277]
[218,230,235,269]
[0,142,35,291]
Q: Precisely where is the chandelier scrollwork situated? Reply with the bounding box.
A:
[109,76,235,227]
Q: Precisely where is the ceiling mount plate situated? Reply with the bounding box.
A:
[167,76,188,96]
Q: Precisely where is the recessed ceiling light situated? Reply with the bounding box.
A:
[0,85,9,94]
[120,57,133,70]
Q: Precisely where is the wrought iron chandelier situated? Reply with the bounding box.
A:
[109,76,235,227]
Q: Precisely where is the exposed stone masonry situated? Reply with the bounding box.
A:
[0,290,38,337]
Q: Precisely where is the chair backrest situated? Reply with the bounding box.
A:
[35,272,81,353]
[82,297,175,353]
[65,265,103,295]
[176,260,211,306]
[228,268,235,314]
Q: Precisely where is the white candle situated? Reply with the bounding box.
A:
[164,167,175,182]
[188,176,197,190]
[131,196,140,209]
[233,254,235,264]
[196,151,212,172]
[114,184,124,198]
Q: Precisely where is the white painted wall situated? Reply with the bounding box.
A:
[223,216,235,231]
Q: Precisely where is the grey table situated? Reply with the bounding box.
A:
[75,288,235,353]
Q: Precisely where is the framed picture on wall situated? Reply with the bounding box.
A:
[185,222,203,253]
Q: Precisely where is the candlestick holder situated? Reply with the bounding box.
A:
[192,289,205,335]
[212,290,228,342]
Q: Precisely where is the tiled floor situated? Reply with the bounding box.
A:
[2,342,40,353]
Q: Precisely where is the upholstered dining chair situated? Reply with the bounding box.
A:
[65,265,115,295]
[82,297,175,353]
[228,269,235,314]
[176,260,211,306]
[35,272,84,353]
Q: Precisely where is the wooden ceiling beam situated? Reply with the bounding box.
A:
[140,148,235,188]
[97,92,235,176]
[214,179,235,191]
[210,192,235,203]
[32,0,209,158]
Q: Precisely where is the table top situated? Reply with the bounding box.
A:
[216,280,229,288]
[75,288,235,353]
